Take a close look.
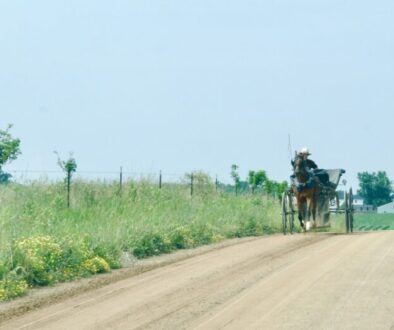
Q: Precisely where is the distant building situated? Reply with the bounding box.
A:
[377,201,394,214]
[354,204,376,213]
[336,190,376,213]
[337,191,364,207]
[353,195,364,207]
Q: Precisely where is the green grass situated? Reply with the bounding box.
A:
[328,214,347,233]
[352,213,394,231]
[329,212,394,232]
[0,179,281,301]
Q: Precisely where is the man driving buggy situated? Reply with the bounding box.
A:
[299,147,318,171]
[297,147,330,186]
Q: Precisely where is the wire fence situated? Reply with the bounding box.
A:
[9,168,214,182]
[6,168,282,199]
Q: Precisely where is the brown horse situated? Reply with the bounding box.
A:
[291,153,321,230]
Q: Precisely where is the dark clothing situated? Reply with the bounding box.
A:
[314,169,330,186]
[305,159,318,170]
[290,158,329,187]
[305,159,331,185]
[290,158,318,170]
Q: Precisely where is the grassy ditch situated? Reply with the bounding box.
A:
[0,179,281,301]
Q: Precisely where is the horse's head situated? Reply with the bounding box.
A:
[292,153,308,181]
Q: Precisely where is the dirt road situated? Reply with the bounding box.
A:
[1,231,393,330]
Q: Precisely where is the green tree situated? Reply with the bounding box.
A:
[248,170,267,194]
[357,171,392,207]
[230,164,240,195]
[0,124,21,183]
[55,152,77,207]
[273,180,289,196]
[265,179,274,195]
[271,180,289,201]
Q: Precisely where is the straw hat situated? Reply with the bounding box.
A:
[300,147,311,155]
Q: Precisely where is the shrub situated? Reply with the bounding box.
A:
[93,244,122,269]
[58,237,94,280]
[235,218,263,237]
[133,233,173,259]
[82,257,110,274]
[211,233,225,243]
[13,236,63,286]
[190,224,215,246]
[11,235,114,284]
[169,227,195,249]
[0,273,28,301]
[0,261,8,279]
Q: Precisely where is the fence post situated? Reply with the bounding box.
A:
[159,170,162,189]
[215,175,218,192]
[190,173,194,197]
[67,170,71,208]
[119,166,123,193]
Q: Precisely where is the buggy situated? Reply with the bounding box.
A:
[281,169,354,234]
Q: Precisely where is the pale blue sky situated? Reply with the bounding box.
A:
[1,1,393,188]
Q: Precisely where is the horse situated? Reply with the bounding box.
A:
[291,153,321,231]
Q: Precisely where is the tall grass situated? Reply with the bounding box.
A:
[0,179,281,300]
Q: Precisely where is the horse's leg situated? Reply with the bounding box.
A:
[310,196,317,228]
[297,196,305,229]
[301,197,308,231]
[311,187,320,228]
[305,197,312,231]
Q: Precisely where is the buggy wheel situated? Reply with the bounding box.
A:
[288,194,295,234]
[345,191,349,232]
[281,191,295,235]
[281,192,288,235]
[345,189,354,233]
[349,188,354,232]
[335,191,340,212]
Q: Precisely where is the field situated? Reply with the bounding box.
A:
[0,179,281,301]
[329,212,394,232]
[352,213,394,231]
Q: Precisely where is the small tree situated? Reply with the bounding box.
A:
[264,179,274,196]
[276,180,289,196]
[0,124,21,183]
[55,152,77,207]
[248,170,268,194]
[230,164,240,195]
[271,180,289,201]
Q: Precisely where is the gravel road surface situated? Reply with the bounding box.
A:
[1,231,393,330]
